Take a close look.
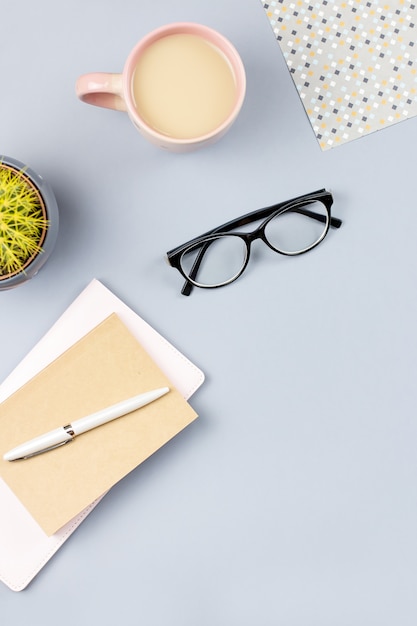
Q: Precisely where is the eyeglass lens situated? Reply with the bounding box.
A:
[180,235,247,287]
[264,200,328,254]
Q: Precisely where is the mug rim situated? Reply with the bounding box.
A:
[122,22,246,147]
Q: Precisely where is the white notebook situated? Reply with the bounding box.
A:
[0,279,204,591]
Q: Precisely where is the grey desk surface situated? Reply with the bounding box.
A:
[1,1,416,624]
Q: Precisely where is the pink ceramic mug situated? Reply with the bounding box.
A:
[75,22,246,152]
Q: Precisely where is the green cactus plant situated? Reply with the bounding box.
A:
[0,161,49,279]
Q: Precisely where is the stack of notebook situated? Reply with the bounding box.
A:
[0,279,204,591]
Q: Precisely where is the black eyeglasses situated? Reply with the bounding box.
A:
[166,189,342,296]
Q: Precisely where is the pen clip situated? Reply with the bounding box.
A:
[11,438,73,461]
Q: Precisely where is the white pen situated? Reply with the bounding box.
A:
[3,386,170,462]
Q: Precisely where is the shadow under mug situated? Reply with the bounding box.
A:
[75,22,246,153]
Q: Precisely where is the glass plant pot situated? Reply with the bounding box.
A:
[0,156,59,290]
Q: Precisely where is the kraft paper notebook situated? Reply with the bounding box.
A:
[0,279,204,591]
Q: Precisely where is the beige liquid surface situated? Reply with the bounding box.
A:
[131,34,238,139]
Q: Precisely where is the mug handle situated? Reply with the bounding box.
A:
[75,73,126,111]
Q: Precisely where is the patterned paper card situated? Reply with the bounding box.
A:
[261,0,417,149]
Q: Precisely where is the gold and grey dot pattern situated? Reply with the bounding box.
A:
[261,0,417,149]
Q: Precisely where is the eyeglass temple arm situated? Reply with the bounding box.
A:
[294,208,342,229]
[179,198,342,296]
[180,240,214,296]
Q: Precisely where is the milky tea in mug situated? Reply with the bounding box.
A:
[76,23,246,151]
[131,33,238,140]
